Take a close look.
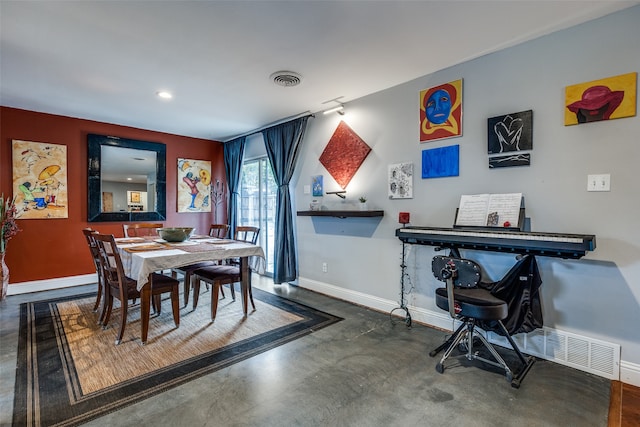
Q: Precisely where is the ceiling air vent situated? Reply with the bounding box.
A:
[270,71,302,87]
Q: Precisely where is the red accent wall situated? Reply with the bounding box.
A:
[0,107,225,287]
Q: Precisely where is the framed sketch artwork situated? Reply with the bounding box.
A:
[388,163,413,199]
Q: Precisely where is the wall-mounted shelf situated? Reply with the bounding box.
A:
[297,210,384,218]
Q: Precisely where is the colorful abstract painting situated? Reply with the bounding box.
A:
[565,72,637,125]
[12,140,68,219]
[420,79,463,142]
[319,121,371,189]
[488,110,533,154]
[388,163,413,199]
[177,158,211,213]
[422,145,459,179]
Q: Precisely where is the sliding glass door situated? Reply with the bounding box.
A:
[239,157,276,275]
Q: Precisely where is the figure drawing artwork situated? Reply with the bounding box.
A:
[489,153,531,169]
[420,79,463,142]
[177,158,212,212]
[488,110,533,154]
[388,163,413,199]
[564,72,636,125]
[12,140,68,219]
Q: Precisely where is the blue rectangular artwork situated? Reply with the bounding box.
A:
[422,145,459,178]
[312,175,324,197]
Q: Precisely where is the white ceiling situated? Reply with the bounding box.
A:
[1,1,637,141]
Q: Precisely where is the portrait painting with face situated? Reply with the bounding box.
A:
[419,79,463,142]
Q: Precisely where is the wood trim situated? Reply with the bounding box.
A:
[609,380,622,427]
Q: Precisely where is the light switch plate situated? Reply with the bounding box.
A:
[587,174,610,192]
[303,185,311,194]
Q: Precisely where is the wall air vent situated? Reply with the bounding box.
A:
[486,326,620,380]
[270,71,302,87]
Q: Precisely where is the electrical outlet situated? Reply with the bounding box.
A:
[587,174,611,192]
[322,262,328,273]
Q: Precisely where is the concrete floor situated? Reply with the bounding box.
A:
[1,276,611,426]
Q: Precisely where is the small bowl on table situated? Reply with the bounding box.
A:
[157,227,195,242]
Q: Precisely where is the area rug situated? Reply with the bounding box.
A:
[12,288,342,426]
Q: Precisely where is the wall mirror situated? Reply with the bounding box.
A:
[88,134,166,222]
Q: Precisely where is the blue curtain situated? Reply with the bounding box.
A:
[223,136,246,235]
[263,116,310,284]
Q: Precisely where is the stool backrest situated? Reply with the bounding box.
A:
[432,256,481,288]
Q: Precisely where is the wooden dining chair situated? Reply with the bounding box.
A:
[123,222,170,276]
[222,225,260,300]
[122,223,163,237]
[192,226,260,320]
[172,224,231,307]
[82,228,107,323]
[93,233,180,344]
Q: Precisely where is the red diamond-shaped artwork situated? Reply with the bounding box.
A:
[319,121,371,189]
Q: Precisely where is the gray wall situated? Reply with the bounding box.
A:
[293,7,640,368]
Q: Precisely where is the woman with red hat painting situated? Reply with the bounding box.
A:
[566,85,624,124]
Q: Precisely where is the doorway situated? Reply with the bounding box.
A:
[239,157,277,275]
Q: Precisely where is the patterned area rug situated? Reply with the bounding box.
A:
[12,288,341,426]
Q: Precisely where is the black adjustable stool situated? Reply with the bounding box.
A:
[429,255,535,388]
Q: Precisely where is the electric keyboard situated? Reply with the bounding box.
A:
[396,226,596,259]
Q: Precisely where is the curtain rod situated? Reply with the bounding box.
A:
[222,111,315,143]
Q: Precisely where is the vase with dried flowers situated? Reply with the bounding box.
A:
[1,194,20,300]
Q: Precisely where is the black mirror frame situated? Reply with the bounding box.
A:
[88,134,167,222]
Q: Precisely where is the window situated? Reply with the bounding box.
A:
[239,157,277,274]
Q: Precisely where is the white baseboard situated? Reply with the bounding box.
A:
[620,360,640,387]
[298,277,456,331]
[298,276,636,386]
[7,274,97,295]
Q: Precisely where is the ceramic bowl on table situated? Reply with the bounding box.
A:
[157,227,195,242]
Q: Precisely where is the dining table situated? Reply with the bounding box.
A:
[115,235,265,343]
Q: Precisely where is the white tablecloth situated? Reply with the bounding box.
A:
[116,238,265,290]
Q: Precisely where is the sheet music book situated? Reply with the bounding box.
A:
[455,193,522,227]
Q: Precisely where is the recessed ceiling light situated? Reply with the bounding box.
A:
[156,91,173,99]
